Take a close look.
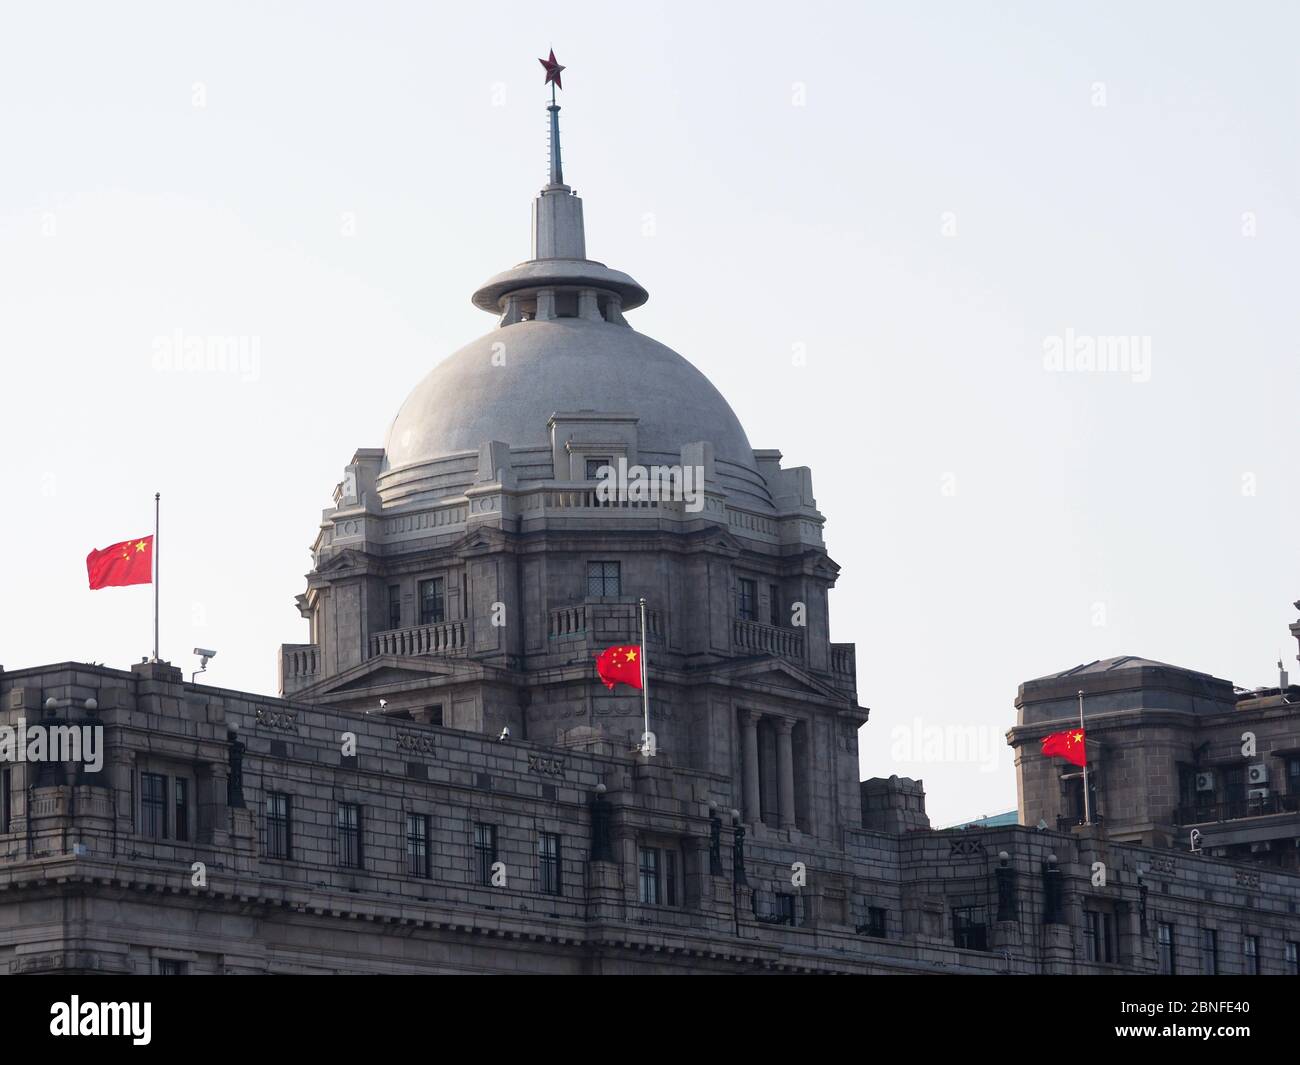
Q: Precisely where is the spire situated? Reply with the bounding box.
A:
[539,49,566,186]
[469,52,649,320]
[532,49,583,260]
[548,102,563,186]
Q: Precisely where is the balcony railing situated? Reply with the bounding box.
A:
[830,643,856,678]
[1173,794,1300,826]
[732,619,804,660]
[547,603,664,645]
[280,644,319,680]
[369,620,467,659]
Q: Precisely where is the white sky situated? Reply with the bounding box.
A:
[1,2,1297,826]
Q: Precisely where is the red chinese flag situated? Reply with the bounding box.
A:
[86,535,154,590]
[595,645,643,691]
[1041,728,1086,767]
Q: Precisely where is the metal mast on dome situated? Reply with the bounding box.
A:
[538,49,566,186]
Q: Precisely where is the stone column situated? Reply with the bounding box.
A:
[741,712,761,824]
[776,717,796,830]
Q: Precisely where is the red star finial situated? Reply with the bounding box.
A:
[539,49,565,90]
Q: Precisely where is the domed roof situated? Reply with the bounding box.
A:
[383,317,758,475]
[379,90,767,507]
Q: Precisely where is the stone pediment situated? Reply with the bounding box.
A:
[298,655,487,700]
[707,657,845,702]
[313,548,373,575]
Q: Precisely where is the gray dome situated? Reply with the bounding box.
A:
[383,317,759,479]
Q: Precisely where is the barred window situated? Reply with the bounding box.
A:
[474,823,498,886]
[141,772,167,839]
[586,561,621,597]
[585,457,612,481]
[174,778,189,843]
[538,832,561,896]
[157,959,188,976]
[267,792,292,860]
[406,813,430,878]
[419,577,445,625]
[337,803,362,869]
[737,578,756,621]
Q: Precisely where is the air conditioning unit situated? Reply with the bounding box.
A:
[1195,771,1215,792]
[1248,787,1270,800]
[1247,763,1269,785]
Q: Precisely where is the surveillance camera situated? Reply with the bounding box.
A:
[194,648,217,659]
[498,726,511,741]
[378,698,388,710]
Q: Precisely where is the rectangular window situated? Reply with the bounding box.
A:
[1158,922,1176,975]
[337,803,362,869]
[952,907,989,952]
[1201,928,1218,974]
[174,778,189,843]
[1082,911,1115,964]
[157,958,188,976]
[638,847,660,905]
[388,584,402,629]
[737,578,756,621]
[664,848,678,907]
[2,766,11,833]
[474,823,498,886]
[406,813,430,878]
[538,832,561,896]
[1287,941,1299,975]
[585,457,611,480]
[586,561,621,598]
[1288,756,1300,795]
[775,893,796,925]
[419,577,445,625]
[768,584,781,627]
[1244,935,1260,975]
[141,772,167,840]
[267,792,292,860]
[865,906,887,938]
[427,704,444,727]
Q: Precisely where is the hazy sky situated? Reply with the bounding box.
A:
[2,2,1297,826]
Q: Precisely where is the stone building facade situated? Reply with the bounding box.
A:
[2,86,1298,976]
[1008,647,1300,872]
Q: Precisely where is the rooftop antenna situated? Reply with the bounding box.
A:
[1279,654,1291,703]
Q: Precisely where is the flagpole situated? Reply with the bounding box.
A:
[153,492,160,663]
[639,597,650,757]
[1078,689,1090,825]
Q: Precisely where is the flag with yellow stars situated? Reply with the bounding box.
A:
[595,644,644,691]
[1040,727,1087,767]
[86,535,153,590]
